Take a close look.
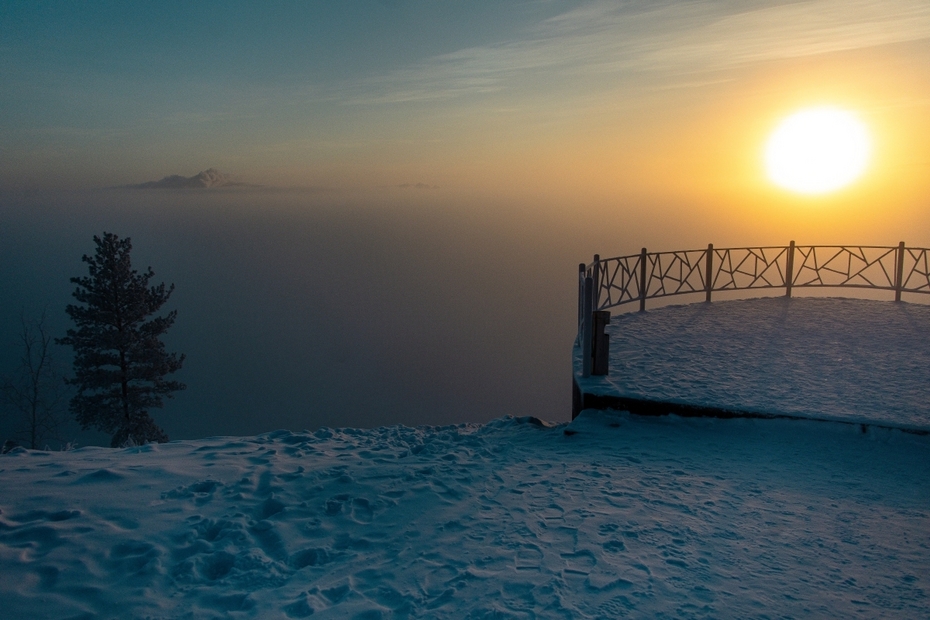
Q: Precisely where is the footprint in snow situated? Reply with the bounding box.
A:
[322,495,375,522]
[350,498,374,523]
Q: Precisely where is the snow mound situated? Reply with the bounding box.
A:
[1,414,928,618]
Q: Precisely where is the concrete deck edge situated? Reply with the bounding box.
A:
[571,375,929,436]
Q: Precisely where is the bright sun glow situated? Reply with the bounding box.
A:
[764,107,871,195]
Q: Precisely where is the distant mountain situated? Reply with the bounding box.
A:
[126,169,255,189]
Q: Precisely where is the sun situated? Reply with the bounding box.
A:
[764,107,871,195]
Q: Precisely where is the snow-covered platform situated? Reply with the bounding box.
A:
[573,297,930,433]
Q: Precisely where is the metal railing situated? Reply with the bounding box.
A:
[576,242,930,377]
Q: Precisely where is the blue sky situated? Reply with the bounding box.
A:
[4,0,929,197]
[2,1,584,186]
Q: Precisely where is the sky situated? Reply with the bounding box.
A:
[2,0,929,445]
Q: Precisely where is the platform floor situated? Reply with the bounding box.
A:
[573,296,930,432]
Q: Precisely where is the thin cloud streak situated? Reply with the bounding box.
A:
[344,0,930,105]
[640,0,930,71]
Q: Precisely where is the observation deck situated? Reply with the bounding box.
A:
[572,243,930,433]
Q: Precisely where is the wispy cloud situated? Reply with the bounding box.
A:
[637,0,930,71]
[345,0,930,104]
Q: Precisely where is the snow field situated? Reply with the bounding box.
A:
[1,412,928,618]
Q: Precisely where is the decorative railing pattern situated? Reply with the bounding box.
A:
[576,242,930,377]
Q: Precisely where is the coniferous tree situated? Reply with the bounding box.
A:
[58,233,185,446]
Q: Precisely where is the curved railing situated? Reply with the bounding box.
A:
[576,242,930,377]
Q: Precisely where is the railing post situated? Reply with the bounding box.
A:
[593,254,601,310]
[578,263,586,330]
[895,241,905,301]
[705,243,713,302]
[785,240,795,298]
[582,276,594,377]
[639,247,648,312]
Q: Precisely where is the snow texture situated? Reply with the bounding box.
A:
[575,297,930,431]
[1,413,928,618]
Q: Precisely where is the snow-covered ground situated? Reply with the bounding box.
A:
[2,295,928,618]
[575,297,930,431]
[1,412,928,618]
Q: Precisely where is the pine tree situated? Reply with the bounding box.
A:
[58,233,185,447]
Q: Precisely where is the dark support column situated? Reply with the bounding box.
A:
[639,247,648,312]
[578,263,585,327]
[785,240,795,298]
[571,376,582,420]
[705,244,714,302]
[592,311,610,376]
[593,254,601,310]
[895,241,905,302]
[582,276,594,377]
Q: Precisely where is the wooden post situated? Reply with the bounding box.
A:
[705,243,714,302]
[639,247,648,312]
[582,276,594,377]
[592,311,610,376]
[592,254,601,310]
[785,240,795,298]
[578,263,585,328]
[895,241,905,302]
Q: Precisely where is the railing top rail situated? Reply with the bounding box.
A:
[587,244,925,272]
[580,243,930,314]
